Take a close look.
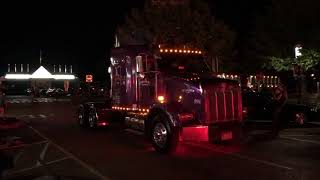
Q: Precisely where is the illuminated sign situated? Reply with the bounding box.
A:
[86,75,93,83]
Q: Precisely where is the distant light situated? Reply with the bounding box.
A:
[295,45,302,58]
[311,74,315,77]
[53,75,75,80]
[170,49,173,52]
[165,49,168,52]
[108,67,112,73]
[157,96,165,103]
[5,74,31,79]
[174,49,178,52]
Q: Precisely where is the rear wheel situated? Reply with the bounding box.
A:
[151,113,179,153]
[78,107,87,127]
[88,110,97,128]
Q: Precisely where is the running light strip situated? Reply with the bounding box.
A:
[160,49,202,54]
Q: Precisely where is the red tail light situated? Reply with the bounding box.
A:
[242,107,248,119]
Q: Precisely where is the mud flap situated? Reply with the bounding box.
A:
[209,122,243,144]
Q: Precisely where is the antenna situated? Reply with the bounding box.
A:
[40,50,42,65]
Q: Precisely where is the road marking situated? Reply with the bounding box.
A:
[45,156,71,165]
[5,165,41,176]
[36,142,50,166]
[308,121,320,125]
[28,126,111,180]
[39,114,47,118]
[28,115,35,119]
[28,140,48,146]
[124,128,144,136]
[281,134,315,137]
[280,136,320,145]
[247,120,271,123]
[184,142,293,170]
[5,157,71,176]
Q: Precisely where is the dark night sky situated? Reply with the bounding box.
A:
[0,0,268,81]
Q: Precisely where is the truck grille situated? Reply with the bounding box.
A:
[203,84,242,123]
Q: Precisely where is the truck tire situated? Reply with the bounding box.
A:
[88,109,97,128]
[78,106,87,127]
[151,113,179,153]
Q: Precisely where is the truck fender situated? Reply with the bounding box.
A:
[145,106,180,139]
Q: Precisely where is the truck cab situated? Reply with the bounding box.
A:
[78,45,244,153]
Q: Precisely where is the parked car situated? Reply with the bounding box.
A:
[242,87,309,126]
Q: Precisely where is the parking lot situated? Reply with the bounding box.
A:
[2,96,320,180]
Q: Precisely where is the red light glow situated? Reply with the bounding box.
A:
[98,122,109,126]
[181,126,209,142]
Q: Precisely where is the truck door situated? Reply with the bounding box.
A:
[136,54,156,107]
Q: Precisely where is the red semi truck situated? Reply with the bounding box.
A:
[77,45,244,153]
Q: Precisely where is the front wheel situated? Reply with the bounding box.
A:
[151,114,179,153]
[88,110,97,128]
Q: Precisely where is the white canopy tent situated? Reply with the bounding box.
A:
[5,66,75,80]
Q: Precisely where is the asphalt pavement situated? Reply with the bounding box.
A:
[2,95,320,180]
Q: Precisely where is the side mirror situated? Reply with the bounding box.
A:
[136,56,143,73]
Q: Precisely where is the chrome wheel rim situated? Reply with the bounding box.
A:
[89,114,95,127]
[78,111,84,125]
[152,122,168,148]
[295,113,305,125]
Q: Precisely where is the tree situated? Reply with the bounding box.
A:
[264,49,320,72]
[116,0,235,72]
[246,0,320,71]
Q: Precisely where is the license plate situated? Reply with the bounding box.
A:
[221,131,233,140]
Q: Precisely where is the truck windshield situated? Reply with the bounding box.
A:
[156,54,210,73]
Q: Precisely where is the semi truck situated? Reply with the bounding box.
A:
[77,45,245,153]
